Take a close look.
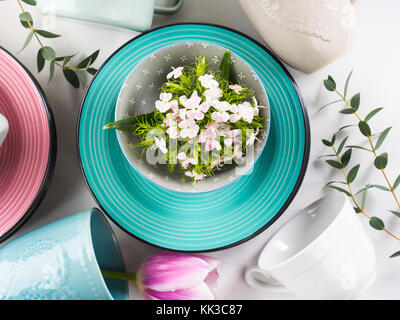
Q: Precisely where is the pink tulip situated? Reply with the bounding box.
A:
[137,252,220,300]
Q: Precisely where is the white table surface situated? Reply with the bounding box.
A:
[1,0,400,300]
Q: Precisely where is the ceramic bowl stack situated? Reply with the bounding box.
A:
[0,47,56,243]
[78,24,310,252]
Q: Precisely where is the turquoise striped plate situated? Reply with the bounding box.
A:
[78,24,310,252]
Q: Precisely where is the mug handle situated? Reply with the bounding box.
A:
[154,0,185,15]
[245,266,288,293]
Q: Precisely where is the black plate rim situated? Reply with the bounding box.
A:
[76,23,310,253]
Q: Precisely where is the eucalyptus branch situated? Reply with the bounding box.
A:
[321,72,400,257]
[15,0,99,88]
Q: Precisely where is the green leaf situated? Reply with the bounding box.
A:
[20,19,32,28]
[63,69,80,88]
[347,164,360,184]
[35,29,61,38]
[77,50,100,69]
[389,210,400,218]
[358,121,371,137]
[103,113,156,131]
[328,185,351,197]
[365,107,383,122]
[344,70,353,98]
[369,217,385,230]
[326,160,343,169]
[220,50,231,81]
[390,251,400,258]
[17,31,33,53]
[48,60,55,84]
[322,139,332,147]
[350,93,360,110]
[346,145,372,152]
[354,207,362,213]
[393,175,400,190]
[337,136,349,155]
[323,75,336,91]
[369,184,390,191]
[339,124,356,131]
[318,99,342,112]
[327,181,348,186]
[374,153,388,170]
[86,67,97,75]
[375,127,391,150]
[21,0,37,5]
[40,46,56,61]
[361,187,368,210]
[36,49,45,73]
[339,108,355,114]
[341,149,352,168]
[19,12,33,22]
[330,134,336,146]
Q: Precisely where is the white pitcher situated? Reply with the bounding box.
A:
[0,113,8,147]
[239,0,359,73]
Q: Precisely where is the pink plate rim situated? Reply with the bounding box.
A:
[0,46,56,243]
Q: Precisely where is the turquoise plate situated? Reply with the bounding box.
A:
[78,24,310,252]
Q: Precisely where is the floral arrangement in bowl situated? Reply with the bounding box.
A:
[104,42,269,193]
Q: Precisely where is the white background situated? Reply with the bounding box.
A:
[1,0,400,299]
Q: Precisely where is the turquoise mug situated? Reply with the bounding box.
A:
[37,0,185,31]
[0,208,128,300]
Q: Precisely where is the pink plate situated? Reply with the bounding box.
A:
[0,47,56,242]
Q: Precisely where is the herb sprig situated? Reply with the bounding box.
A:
[320,72,400,257]
[14,0,99,88]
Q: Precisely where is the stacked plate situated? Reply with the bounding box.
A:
[78,24,310,252]
[0,47,56,242]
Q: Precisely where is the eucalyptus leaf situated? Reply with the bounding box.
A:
[346,145,372,152]
[358,121,371,137]
[350,93,360,110]
[393,175,400,190]
[40,46,56,61]
[339,108,355,114]
[369,217,385,230]
[19,12,32,22]
[36,29,60,38]
[327,181,348,186]
[326,160,343,169]
[48,60,55,84]
[375,127,391,150]
[390,251,400,258]
[322,139,332,147]
[370,184,390,191]
[347,164,360,184]
[344,70,353,98]
[21,0,36,5]
[341,149,352,168]
[328,185,351,196]
[318,99,342,112]
[36,49,45,73]
[374,153,388,170]
[324,76,336,91]
[331,134,336,145]
[337,136,349,155]
[354,207,362,213]
[63,69,80,88]
[18,31,33,53]
[77,50,100,69]
[389,210,400,218]
[86,68,97,75]
[365,107,383,122]
[20,20,32,29]
[339,124,356,131]
[361,187,368,210]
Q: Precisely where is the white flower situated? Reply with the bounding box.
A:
[178,119,199,139]
[211,100,231,112]
[212,111,230,123]
[246,131,259,146]
[199,74,219,89]
[182,157,198,168]
[155,92,173,113]
[177,152,187,162]
[229,84,243,94]
[167,66,184,79]
[229,104,241,123]
[179,91,206,121]
[166,125,179,139]
[238,101,254,123]
[204,87,223,101]
[154,137,168,154]
[185,170,205,181]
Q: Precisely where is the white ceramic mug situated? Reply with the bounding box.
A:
[245,193,376,299]
[0,113,8,147]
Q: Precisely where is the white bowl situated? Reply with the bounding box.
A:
[115,42,270,193]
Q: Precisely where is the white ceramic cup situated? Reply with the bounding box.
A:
[0,113,8,147]
[245,193,376,299]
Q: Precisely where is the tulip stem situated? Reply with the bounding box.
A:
[101,270,137,281]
